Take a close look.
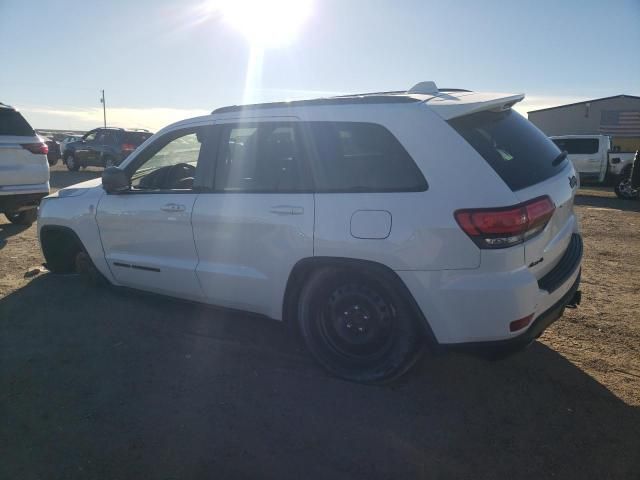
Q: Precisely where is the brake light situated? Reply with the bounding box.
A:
[121,143,136,152]
[454,196,555,249]
[21,143,48,155]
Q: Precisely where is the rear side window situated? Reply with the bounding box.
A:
[449,110,564,191]
[552,138,600,155]
[0,109,34,136]
[125,132,152,146]
[214,123,312,192]
[307,122,427,192]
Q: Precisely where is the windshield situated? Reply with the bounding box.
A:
[449,109,565,191]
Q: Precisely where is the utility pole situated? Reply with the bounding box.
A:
[100,89,106,128]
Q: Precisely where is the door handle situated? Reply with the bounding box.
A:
[161,203,186,213]
[269,205,304,216]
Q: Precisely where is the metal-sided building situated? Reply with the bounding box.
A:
[528,95,640,153]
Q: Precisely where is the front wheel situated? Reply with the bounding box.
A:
[614,178,639,200]
[298,268,424,383]
[65,154,79,171]
[5,209,38,225]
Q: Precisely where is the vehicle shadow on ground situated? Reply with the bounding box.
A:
[50,168,101,190]
[575,190,640,212]
[0,221,30,249]
[2,274,639,479]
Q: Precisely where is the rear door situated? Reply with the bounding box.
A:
[449,109,578,279]
[0,108,48,187]
[552,137,602,178]
[192,119,314,318]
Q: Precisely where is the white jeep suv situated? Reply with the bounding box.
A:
[37,82,583,382]
[1,103,50,225]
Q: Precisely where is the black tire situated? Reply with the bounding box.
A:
[65,154,79,171]
[297,267,424,383]
[75,251,108,286]
[614,177,639,200]
[47,156,58,167]
[5,208,38,225]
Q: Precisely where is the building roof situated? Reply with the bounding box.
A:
[528,95,640,114]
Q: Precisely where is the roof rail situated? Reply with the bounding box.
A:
[211,95,421,115]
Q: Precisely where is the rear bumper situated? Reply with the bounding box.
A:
[397,233,583,345]
[446,271,581,356]
[0,191,48,212]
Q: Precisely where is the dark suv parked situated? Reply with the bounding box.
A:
[63,127,152,171]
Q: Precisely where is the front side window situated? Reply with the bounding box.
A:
[83,130,97,142]
[307,122,427,192]
[130,128,209,190]
[214,123,311,192]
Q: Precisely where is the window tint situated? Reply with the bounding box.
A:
[448,110,564,191]
[130,128,208,190]
[307,122,427,192]
[0,109,34,136]
[125,131,152,146]
[552,138,600,155]
[214,123,310,192]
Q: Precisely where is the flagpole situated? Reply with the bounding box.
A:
[100,90,106,128]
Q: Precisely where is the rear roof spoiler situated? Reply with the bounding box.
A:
[425,92,525,120]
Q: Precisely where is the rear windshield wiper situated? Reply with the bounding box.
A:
[552,150,568,167]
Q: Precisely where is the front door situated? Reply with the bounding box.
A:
[75,129,98,164]
[192,120,314,319]
[96,125,214,301]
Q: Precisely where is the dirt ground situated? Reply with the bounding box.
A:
[1,165,639,479]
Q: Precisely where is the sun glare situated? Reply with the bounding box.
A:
[207,0,313,48]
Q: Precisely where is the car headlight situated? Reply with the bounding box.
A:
[56,188,90,198]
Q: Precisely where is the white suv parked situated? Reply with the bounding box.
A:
[1,103,50,225]
[37,82,583,382]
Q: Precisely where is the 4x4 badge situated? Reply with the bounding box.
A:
[569,175,577,188]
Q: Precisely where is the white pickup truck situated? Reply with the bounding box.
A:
[550,135,635,184]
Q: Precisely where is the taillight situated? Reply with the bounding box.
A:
[21,143,48,155]
[510,314,534,332]
[121,143,136,152]
[455,196,555,249]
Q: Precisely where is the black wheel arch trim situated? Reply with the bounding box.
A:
[39,225,89,262]
[283,256,439,348]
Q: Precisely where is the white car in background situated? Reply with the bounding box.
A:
[59,134,83,158]
[0,102,49,225]
[37,82,583,382]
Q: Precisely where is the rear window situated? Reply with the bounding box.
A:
[124,132,152,146]
[448,110,564,191]
[0,109,35,136]
[307,122,427,192]
[551,138,600,155]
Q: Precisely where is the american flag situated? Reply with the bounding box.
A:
[600,110,640,137]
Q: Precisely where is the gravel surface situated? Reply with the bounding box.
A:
[1,166,639,479]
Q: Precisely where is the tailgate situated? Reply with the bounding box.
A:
[514,161,578,280]
[0,135,49,187]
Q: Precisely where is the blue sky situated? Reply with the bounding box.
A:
[1,0,639,130]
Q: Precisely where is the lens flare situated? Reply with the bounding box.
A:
[207,0,313,48]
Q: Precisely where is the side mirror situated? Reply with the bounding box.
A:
[102,167,130,194]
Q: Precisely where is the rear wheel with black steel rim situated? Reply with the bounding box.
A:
[298,268,424,383]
